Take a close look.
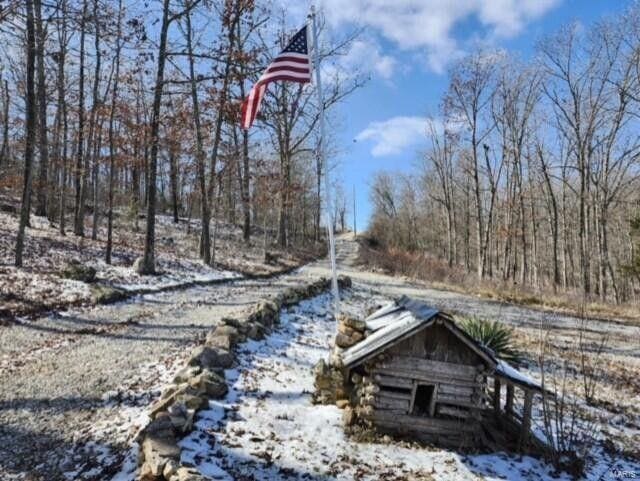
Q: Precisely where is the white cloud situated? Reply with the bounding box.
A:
[342,39,397,80]
[320,0,561,72]
[356,116,429,156]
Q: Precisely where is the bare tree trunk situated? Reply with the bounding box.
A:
[184,1,210,264]
[601,209,619,303]
[580,166,591,296]
[205,26,235,260]
[106,0,123,264]
[278,150,289,248]
[34,0,49,218]
[471,130,484,280]
[0,78,9,167]
[15,0,37,267]
[538,146,560,291]
[241,128,251,242]
[87,0,102,241]
[169,147,179,224]
[561,166,570,288]
[464,178,471,272]
[527,164,539,288]
[56,0,69,236]
[73,0,87,236]
[91,122,103,240]
[235,9,253,244]
[139,0,171,274]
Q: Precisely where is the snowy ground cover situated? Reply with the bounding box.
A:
[95,257,241,293]
[0,207,291,319]
[159,289,640,481]
[60,350,189,481]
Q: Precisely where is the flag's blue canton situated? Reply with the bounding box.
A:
[283,26,308,54]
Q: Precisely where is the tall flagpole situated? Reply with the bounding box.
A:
[309,6,340,313]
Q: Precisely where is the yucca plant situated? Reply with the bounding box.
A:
[460,317,522,364]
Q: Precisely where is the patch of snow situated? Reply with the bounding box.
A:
[496,359,542,389]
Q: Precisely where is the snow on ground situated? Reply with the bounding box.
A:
[164,291,639,481]
[93,257,241,293]
[0,203,318,320]
[54,353,189,481]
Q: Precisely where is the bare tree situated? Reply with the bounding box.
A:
[34,0,49,217]
[105,0,123,264]
[73,0,88,236]
[15,0,37,267]
[445,51,497,280]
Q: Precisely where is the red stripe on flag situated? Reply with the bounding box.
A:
[266,65,310,74]
[272,55,310,64]
[263,75,310,83]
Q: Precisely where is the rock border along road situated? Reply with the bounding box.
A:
[1,235,638,480]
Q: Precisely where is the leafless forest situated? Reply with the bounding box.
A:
[0,0,357,275]
[367,6,640,307]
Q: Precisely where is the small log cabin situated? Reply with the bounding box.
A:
[339,296,546,451]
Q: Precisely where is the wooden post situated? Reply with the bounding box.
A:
[493,377,501,413]
[429,384,438,417]
[519,389,533,450]
[505,383,514,416]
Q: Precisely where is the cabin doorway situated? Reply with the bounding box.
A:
[411,383,437,417]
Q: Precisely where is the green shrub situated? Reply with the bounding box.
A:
[459,317,522,364]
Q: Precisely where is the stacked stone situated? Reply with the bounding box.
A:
[312,359,347,405]
[342,372,379,429]
[137,275,352,481]
[312,314,368,411]
[335,315,367,348]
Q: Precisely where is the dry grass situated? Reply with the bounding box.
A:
[510,326,640,460]
[357,240,640,326]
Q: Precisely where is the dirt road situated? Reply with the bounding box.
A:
[1,235,637,480]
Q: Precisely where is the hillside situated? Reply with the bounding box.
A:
[0,192,322,322]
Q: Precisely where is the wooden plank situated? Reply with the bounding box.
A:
[377,389,412,402]
[436,404,470,419]
[437,384,475,397]
[372,411,479,435]
[382,356,479,378]
[372,407,407,415]
[429,383,438,416]
[371,367,479,387]
[380,364,482,384]
[437,393,479,408]
[374,397,409,411]
[373,374,413,390]
[519,390,533,450]
[408,380,418,414]
[505,383,514,415]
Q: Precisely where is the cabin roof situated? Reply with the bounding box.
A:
[340,296,542,391]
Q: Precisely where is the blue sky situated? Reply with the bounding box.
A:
[301,0,628,232]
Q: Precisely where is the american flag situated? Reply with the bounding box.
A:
[241,25,311,130]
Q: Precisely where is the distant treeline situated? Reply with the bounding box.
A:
[369,6,640,304]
